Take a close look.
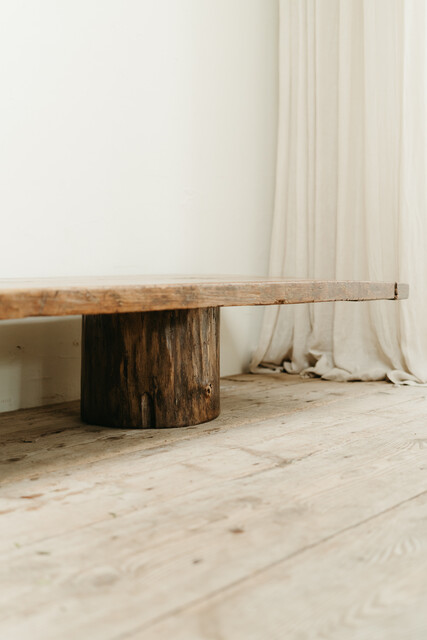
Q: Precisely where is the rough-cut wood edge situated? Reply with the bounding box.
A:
[0,276,409,320]
[395,282,409,300]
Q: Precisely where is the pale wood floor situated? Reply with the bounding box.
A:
[1,374,427,639]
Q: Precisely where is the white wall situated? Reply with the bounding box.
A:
[0,0,278,412]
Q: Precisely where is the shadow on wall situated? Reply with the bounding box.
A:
[0,307,265,413]
[0,317,81,413]
[220,307,262,378]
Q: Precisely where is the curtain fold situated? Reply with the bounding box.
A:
[252,0,427,384]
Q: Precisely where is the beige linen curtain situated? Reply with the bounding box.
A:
[252,0,427,384]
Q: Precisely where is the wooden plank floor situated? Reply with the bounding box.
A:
[1,374,426,639]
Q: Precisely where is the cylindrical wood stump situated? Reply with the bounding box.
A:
[81,307,220,428]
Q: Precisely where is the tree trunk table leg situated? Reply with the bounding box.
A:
[80,307,220,428]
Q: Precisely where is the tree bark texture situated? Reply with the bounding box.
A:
[81,307,220,428]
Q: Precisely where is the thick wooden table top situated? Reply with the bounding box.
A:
[0,275,408,320]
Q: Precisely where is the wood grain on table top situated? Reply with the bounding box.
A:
[0,275,409,320]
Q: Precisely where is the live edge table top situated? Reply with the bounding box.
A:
[0,275,409,321]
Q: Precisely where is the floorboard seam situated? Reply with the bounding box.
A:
[119,488,427,638]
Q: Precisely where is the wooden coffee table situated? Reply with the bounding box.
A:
[0,276,409,428]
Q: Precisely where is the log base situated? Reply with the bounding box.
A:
[81,307,220,428]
